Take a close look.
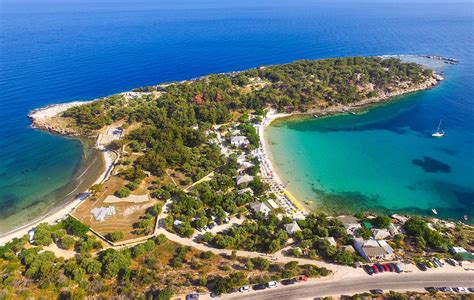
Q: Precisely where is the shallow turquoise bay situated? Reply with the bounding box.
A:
[266,62,474,222]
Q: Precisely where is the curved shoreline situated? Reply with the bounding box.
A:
[0,124,117,246]
[258,73,444,218]
[0,55,449,244]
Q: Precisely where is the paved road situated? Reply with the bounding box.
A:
[219,272,474,300]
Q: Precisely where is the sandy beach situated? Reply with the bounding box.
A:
[0,104,118,246]
[258,109,308,218]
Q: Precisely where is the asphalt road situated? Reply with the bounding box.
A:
[221,272,474,300]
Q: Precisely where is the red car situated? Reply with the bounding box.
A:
[372,265,379,274]
[382,264,390,272]
[295,275,308,282]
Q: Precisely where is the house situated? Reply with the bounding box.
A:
[231,136,249,147]
[173,220,183,228]
[449,246,466,254]
[372,229,391,240]
[250,202,271,216]
[229,129,240,136]
[388,223,400,236]
[337,215,361,236]
[238,187,254,196]
[353,238,395,262]
[341,245,356,253]
[284,221,301,235]
[391,214,408,224]
[236,174,254,185]
[266,199,279,209]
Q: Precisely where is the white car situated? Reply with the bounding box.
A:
[239,286,250,293]
[454,287,468,293]
[267,281,278,288]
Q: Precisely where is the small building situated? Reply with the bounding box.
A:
[449,247,468,255]
[391,214,409,224]
[229,129,240,136]
[238,187,254,196]
[372,229,391,240]
[266,199,279,209]
[173,220,183,228]
[236,174,254,185]
[231,136,249,147]
[353,238,395,262]
[341,245,356,253]
[337,215,361,236]
[284,221,301,235]
[250,202,271,216]
[388,223,400,236]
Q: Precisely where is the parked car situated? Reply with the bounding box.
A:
[282,278,296,285]
[364,265,374,275]
[391,263,401,273]
[372,265,379,274]
[468,287,474,292]
[281,278,296,285]
[370,289,384,295]
[446,258,458,266]
[382,263,390,272]
[210,292,219,298]
[417,262,428,271]
[186,293,200,300]
[425,287,437,292]
[387,263,395,272]
[295,275,308,282]
[425,261,434,268]
[253,284,267,290]
[439,287,453,292]
[454,287,468,293]
[267,281,278,288]
[239,286,250,293]
[376,263,384,273]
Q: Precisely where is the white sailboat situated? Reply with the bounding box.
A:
[432,119,445,137]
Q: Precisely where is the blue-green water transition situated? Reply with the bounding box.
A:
[1,0,473,232]
[266,58,474,222]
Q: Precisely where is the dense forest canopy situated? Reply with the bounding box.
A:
[62,57,434,179]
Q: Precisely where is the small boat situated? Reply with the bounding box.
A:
[464,214,469,221]
[432,119,445,138]
[431,208,438,215]
[313,114,318,118]
[349,111,357,115]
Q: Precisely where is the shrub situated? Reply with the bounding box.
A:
[106,231,124,242]
[115,187,131,198]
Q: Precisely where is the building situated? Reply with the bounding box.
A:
[337,215,361,236]
[448,246,474,261]
[266,199,279,209]
[388,223,400,236]
[238,187,254,196]
[284,221,301,235]
[231,136,249,147]
[353,238,395,262]
[372,228,391,240]
[341,245,356,253]
[250,202,271,216]
[236,174,254,185]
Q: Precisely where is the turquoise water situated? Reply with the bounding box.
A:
[266,60,474,222]
[1,0,473,232]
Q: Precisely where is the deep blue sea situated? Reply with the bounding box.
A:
[0,0,472,232]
